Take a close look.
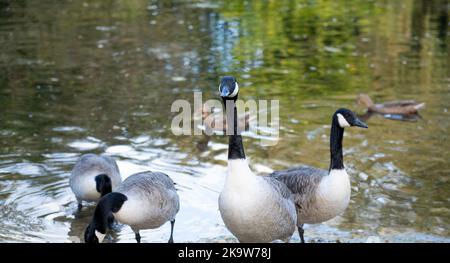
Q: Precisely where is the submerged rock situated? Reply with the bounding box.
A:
[358,172,369,181]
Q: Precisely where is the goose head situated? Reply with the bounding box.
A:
[84,222,106,243]
[334,108,368,129]
[84,192,127,243]
[95,174,112,197]
[219,76,239,101]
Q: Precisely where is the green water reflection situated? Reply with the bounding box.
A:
[0,0,448,242]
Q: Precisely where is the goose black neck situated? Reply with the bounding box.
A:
[92,192,127,232]
[329,115,344,171]
[223,98,245,160]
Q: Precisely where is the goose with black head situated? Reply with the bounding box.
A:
[84,171,179,243]
[70,154,122,210]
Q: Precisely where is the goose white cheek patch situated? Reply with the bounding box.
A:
[337,113,351,128]
[229,82,239,97]
[95,230,106,243]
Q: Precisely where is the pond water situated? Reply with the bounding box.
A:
[0,0,449,243]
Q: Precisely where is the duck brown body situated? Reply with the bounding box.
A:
[357,94,425,115]
[197,105,251,132]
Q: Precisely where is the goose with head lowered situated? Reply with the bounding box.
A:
[70,154,122,210]
[218,76,297,243]
[84,171,180,243]
[270,108,368,243]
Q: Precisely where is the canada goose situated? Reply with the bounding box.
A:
[70,154,122,210]
[84,171,180,243]
[218,76,297,243]
[270,108,367,243]
[357,93,425,115]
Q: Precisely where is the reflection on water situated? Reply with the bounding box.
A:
[0,0,449,242]
[357,112,423,122]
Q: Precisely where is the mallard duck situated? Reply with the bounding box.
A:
[196,104,251,133]
[357,94,425,115]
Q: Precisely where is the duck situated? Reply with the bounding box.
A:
[196,104,251,133]
[218,76,297,243]
[195,105,252,152]
[84,171,180,243]
[70,154,122,210]
[270,108,368,243]
[357,93,425,115]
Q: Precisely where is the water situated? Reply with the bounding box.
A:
[0,0,449,243]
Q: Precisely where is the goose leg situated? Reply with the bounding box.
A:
[298,224,305,243]
[135,232,141,243]
[168,219,175,243]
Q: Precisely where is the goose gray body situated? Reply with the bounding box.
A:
[113,171,180,232]
[84,171,180,243]
[69,154,121,203]
[219,159,297,243]
[271,166,325,211]
[271,166,350,224]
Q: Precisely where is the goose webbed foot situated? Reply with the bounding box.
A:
[298,224,305,243]
[168,219,175,243]
[135,232,141,243]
